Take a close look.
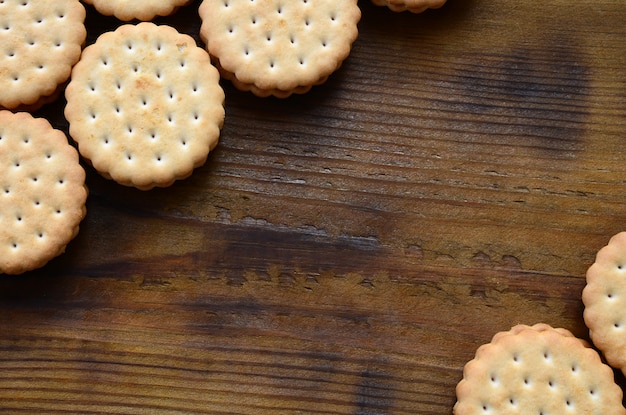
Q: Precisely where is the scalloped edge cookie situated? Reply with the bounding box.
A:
[582,231,626,374]
[0,110,87,275]
[65,22,225,190]
[81,0,192,21]
[371,0,447,13]
[454,323,626,415]
[0,0,86,111]
[199,0,361,98]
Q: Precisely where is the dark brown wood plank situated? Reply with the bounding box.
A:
[1,0,626,413]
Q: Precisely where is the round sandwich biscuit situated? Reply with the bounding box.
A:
[583,231,626,374]
[454,323,626,415]
[64,22,225,190]
[81,0,192,22]
[371,0,447,13]
[199,0,361,98]
[0,110,87,275]
[0,0,86,111]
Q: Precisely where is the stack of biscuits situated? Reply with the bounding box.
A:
[4,2,626,415]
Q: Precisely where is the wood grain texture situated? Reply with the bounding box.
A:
[1,0,626,413]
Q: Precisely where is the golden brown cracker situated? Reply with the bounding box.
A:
[65,22,225,190]
[199,0,361,98]
[0,110,87,275]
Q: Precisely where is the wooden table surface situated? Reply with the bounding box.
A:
[2,0,626,413]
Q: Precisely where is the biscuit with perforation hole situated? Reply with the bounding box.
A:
[583,231,626,375]
[0,111,87,275]
[64,22,225,190]
[454,323,626,415]
[371,0,446,13]
[199,0,360,98]
[0,0,86,111]
[82,0,192,21]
